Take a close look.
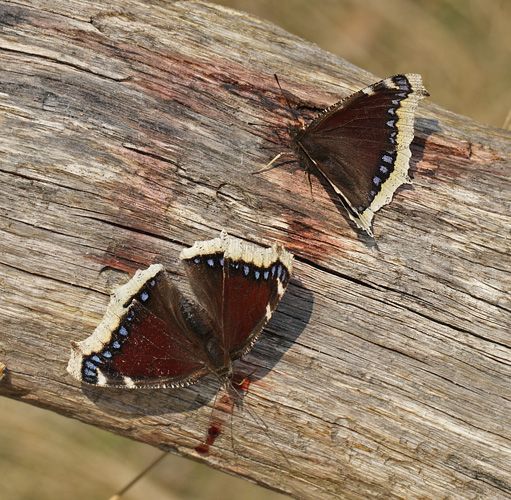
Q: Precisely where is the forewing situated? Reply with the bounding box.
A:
[180,232,227,335]
[222,238,293,360]
[181,232,293,361]
[67,265,209,388]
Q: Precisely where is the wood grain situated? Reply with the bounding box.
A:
[1,1,511,499]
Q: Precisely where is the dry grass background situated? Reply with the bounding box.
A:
[2,1,510,500]
[217,0,511,128]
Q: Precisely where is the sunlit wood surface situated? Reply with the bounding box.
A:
[1,1,511,499]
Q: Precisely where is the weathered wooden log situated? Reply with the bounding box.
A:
[1,1,510,499]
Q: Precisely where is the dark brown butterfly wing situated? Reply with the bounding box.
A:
[222,237,292,360]
[292,74,428,236]
[181,231,293,362]
[67,265,210,388]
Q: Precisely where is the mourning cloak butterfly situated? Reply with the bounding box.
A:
[281,73,429,236]
[67,231,293,389]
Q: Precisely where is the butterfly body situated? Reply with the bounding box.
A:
[287,74,429,236]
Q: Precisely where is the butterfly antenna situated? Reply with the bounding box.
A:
[228,384,237,453]
[108,450,168,500]
[238,389,292,469]
[201,383,222,445]
[221,371,255,456]
[254,74,302,175]
[274,74,301,124]
[228,373,291,469]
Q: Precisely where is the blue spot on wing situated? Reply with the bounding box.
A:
[277,264,282,279]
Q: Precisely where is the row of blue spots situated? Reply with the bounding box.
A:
[191,254,290,284]
[369,149,397,203]
[192,254,225,268]
[205,256,224,267]
[184,254,226,270]
[271,263,286,282]
[364,95,402,209]
[83,349,112,379]
[82,315,133,380]
[84,349,110,377]
[225,259,288,283]
[381,105,398,190]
